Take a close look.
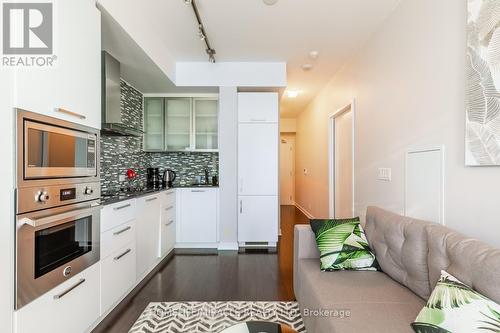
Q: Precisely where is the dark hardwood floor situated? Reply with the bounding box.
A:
[92,205,309,333]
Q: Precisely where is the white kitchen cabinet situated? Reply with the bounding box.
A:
[238,123,279,196]
[136,194,162,278]
[100,242,136,314]
[238,196,279,243]
[143,97,219,152]
[237,93,279,245]
[100,199,136,233]
[144,98,165,151]
[178,188,218,244]
[159,190,176,257]
[13,0,101,129]
[194,98,219,150]
[15,263,100,333]
[238,93,279,123]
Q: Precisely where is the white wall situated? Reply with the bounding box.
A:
[218,87,239,250]
[175,62,287,87]
[280,118,296,133]
[0,71,15,333]
[296,0,500,246]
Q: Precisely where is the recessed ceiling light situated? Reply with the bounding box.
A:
[302,64,313,71]
[309,50,319,59]
[263,0,279,5]
[286,90,301,98]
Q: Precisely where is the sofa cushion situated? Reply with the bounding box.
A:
[426,223,500,304]
[310,217,379,271]
[412,270,500,333]
[365,206,433,299]
[297,258,424,333]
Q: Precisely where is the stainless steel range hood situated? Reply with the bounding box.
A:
[101,51,143,137]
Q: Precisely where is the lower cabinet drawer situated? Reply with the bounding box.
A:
[101,219,136,259]
[15,263,100,333]
[100,242,136,314]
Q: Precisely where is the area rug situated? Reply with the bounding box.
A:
[129,301,306,333]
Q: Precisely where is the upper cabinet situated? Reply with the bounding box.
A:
[238,93,279,123]
[144,97,218,152]
[13,0,101,129]
[194,98,218,150]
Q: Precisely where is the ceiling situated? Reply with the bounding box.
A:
[101,9,217,94]
[102,0,401,116]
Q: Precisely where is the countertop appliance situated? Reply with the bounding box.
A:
[147,167,161,189]
[15,110,101,309]
[101,51,142,137]
[162,169,176,188]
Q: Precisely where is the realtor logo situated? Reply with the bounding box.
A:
[2,2,56,67]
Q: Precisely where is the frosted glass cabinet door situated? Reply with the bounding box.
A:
[144,98,164,151]
[165,98,192,151]
[194,99,218,150]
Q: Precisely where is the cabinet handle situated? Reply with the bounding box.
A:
[191,190,205,193]
[250,118,266,122]
[113,226,131,236]
[114,248,132,261]
[240,199,243,214]
[146,197,158,202]
[114,203,131,211]
[165,205,174,211]
[53,278,86,299]
[165,220,174,226]
[56,108,86,120]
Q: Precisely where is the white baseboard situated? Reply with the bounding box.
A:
[217,242,239,251]
[294,203,314,219]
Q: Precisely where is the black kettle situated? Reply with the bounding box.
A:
[162,169,176,188]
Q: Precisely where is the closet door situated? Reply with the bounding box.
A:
[238,123,279,196]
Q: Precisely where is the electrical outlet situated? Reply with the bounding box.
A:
[377,168,392,181]
[119,175,126,182]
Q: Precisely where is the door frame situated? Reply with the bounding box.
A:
[328,99,356,218]
[279,134,295,205]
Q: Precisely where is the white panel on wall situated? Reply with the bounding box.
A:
[405,146,445,224]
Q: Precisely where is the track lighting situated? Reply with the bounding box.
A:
[185,0,217,63]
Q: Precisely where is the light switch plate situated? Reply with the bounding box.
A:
[378,168,392,181]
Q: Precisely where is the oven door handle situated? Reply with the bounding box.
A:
[19,205,100,228]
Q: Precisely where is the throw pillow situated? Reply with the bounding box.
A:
[310,217,379,271]
[412,271,500,333]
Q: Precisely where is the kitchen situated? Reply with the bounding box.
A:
[2,1,286,333]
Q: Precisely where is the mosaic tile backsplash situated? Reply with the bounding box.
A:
[100,80,219,193]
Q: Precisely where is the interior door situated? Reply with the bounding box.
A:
[334,109,354,219]
[280,136,295,205]
[238,123,278,196]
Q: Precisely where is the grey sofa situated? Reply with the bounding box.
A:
[294,206,500,333]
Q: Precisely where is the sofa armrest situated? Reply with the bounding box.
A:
[294,225,320,261]
[294,225,319,301]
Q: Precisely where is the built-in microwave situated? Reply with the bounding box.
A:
[17,109,99,186]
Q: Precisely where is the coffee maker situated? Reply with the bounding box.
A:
[147,167,161,189]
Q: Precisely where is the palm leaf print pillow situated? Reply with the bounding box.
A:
[412,271,500,333]
[310,217,379,271]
